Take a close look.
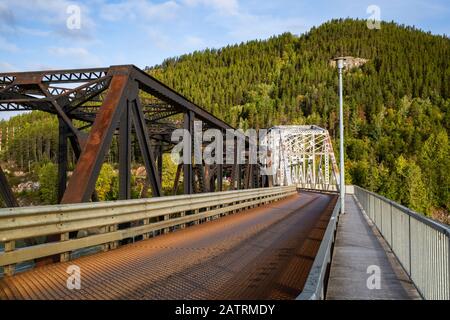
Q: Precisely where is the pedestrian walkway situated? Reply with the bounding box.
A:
[326,195,421,300]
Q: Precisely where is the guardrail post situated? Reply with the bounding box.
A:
[193,209,199,224]
[390,203,394,250]
[206,207,211,222]
[163,215,170,234]
[180,211,186,229]
[3,241,15,276]
[60,232,70,262]
[220,203,227,217]
[109,225,118,249]
[380,198,383,235]
[99,226,109,251]
[408,215,412,277]
[143,219,150,239]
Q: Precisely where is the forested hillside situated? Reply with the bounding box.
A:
[1,19,449,222]
[148,18,450,221]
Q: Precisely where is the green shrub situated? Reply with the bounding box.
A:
[38,162,58,205]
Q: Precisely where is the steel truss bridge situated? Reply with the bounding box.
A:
[0,65,270,208]
[0,66,448,300]
[267,125,339,190]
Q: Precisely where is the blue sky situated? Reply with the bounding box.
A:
[0,0,449,72]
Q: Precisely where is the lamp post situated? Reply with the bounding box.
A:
[335,57,345,214]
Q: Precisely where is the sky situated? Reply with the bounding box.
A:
[0,0,449,74]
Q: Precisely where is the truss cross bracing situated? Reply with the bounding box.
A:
[267,125,340,191]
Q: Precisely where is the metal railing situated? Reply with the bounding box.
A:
[296,183,338,192]
[354,186,450,300]
[296,193,340,300]
[0,186,297,277]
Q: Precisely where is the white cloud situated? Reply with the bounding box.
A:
[99,0,180,22]
[180,0,306,42]
[184,35,206,48]
[225,13,307,40]
[0,62,16,72]
[48,47,89,57]
[17,26,51,37]
[0,2,15,35]
[0,36,19,52]
[48,46,103,67]
[147,29,172,50]
[183,0,239,15]
[0,0,96,41]
[147,28,207,52]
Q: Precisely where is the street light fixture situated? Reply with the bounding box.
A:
[334,57,346,214]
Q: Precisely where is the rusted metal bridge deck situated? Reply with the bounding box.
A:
[0,191,336,300]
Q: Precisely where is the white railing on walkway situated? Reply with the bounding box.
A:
[354,186,450,300]
[0,186,297,276]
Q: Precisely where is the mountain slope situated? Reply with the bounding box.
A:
[147,18,450,219]
[147,18,449,129]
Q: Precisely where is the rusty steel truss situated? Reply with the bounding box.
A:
[0,65,266,207]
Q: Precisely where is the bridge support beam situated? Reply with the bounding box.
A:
[0,166,18,207]
[0,65,259,211]
[61,67,131,204]
[156,140,163,185]
[217,163,223,191]
[119,103,132,200]
[57,118,69,203]
[131,95,162,197]
[183,111,194,195]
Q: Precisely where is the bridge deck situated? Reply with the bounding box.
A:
[0,191,336,300]
[326,195,421,300]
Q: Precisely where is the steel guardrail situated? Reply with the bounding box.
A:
[296,194,340,300]
[0,186,297,276]
[353,185,450,300]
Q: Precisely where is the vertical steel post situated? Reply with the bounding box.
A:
[0,165,18,207]
[173,164,182,195]
[312,133,316,189]
[57,118,69,203]
[131,97,162,197]
[217,163,223,191]
[337,58,345,214]
[217,129,224,191]
[233,138,240,190]
[155,139,163,186]
[119,103,131,200]
[183,111,194,194]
